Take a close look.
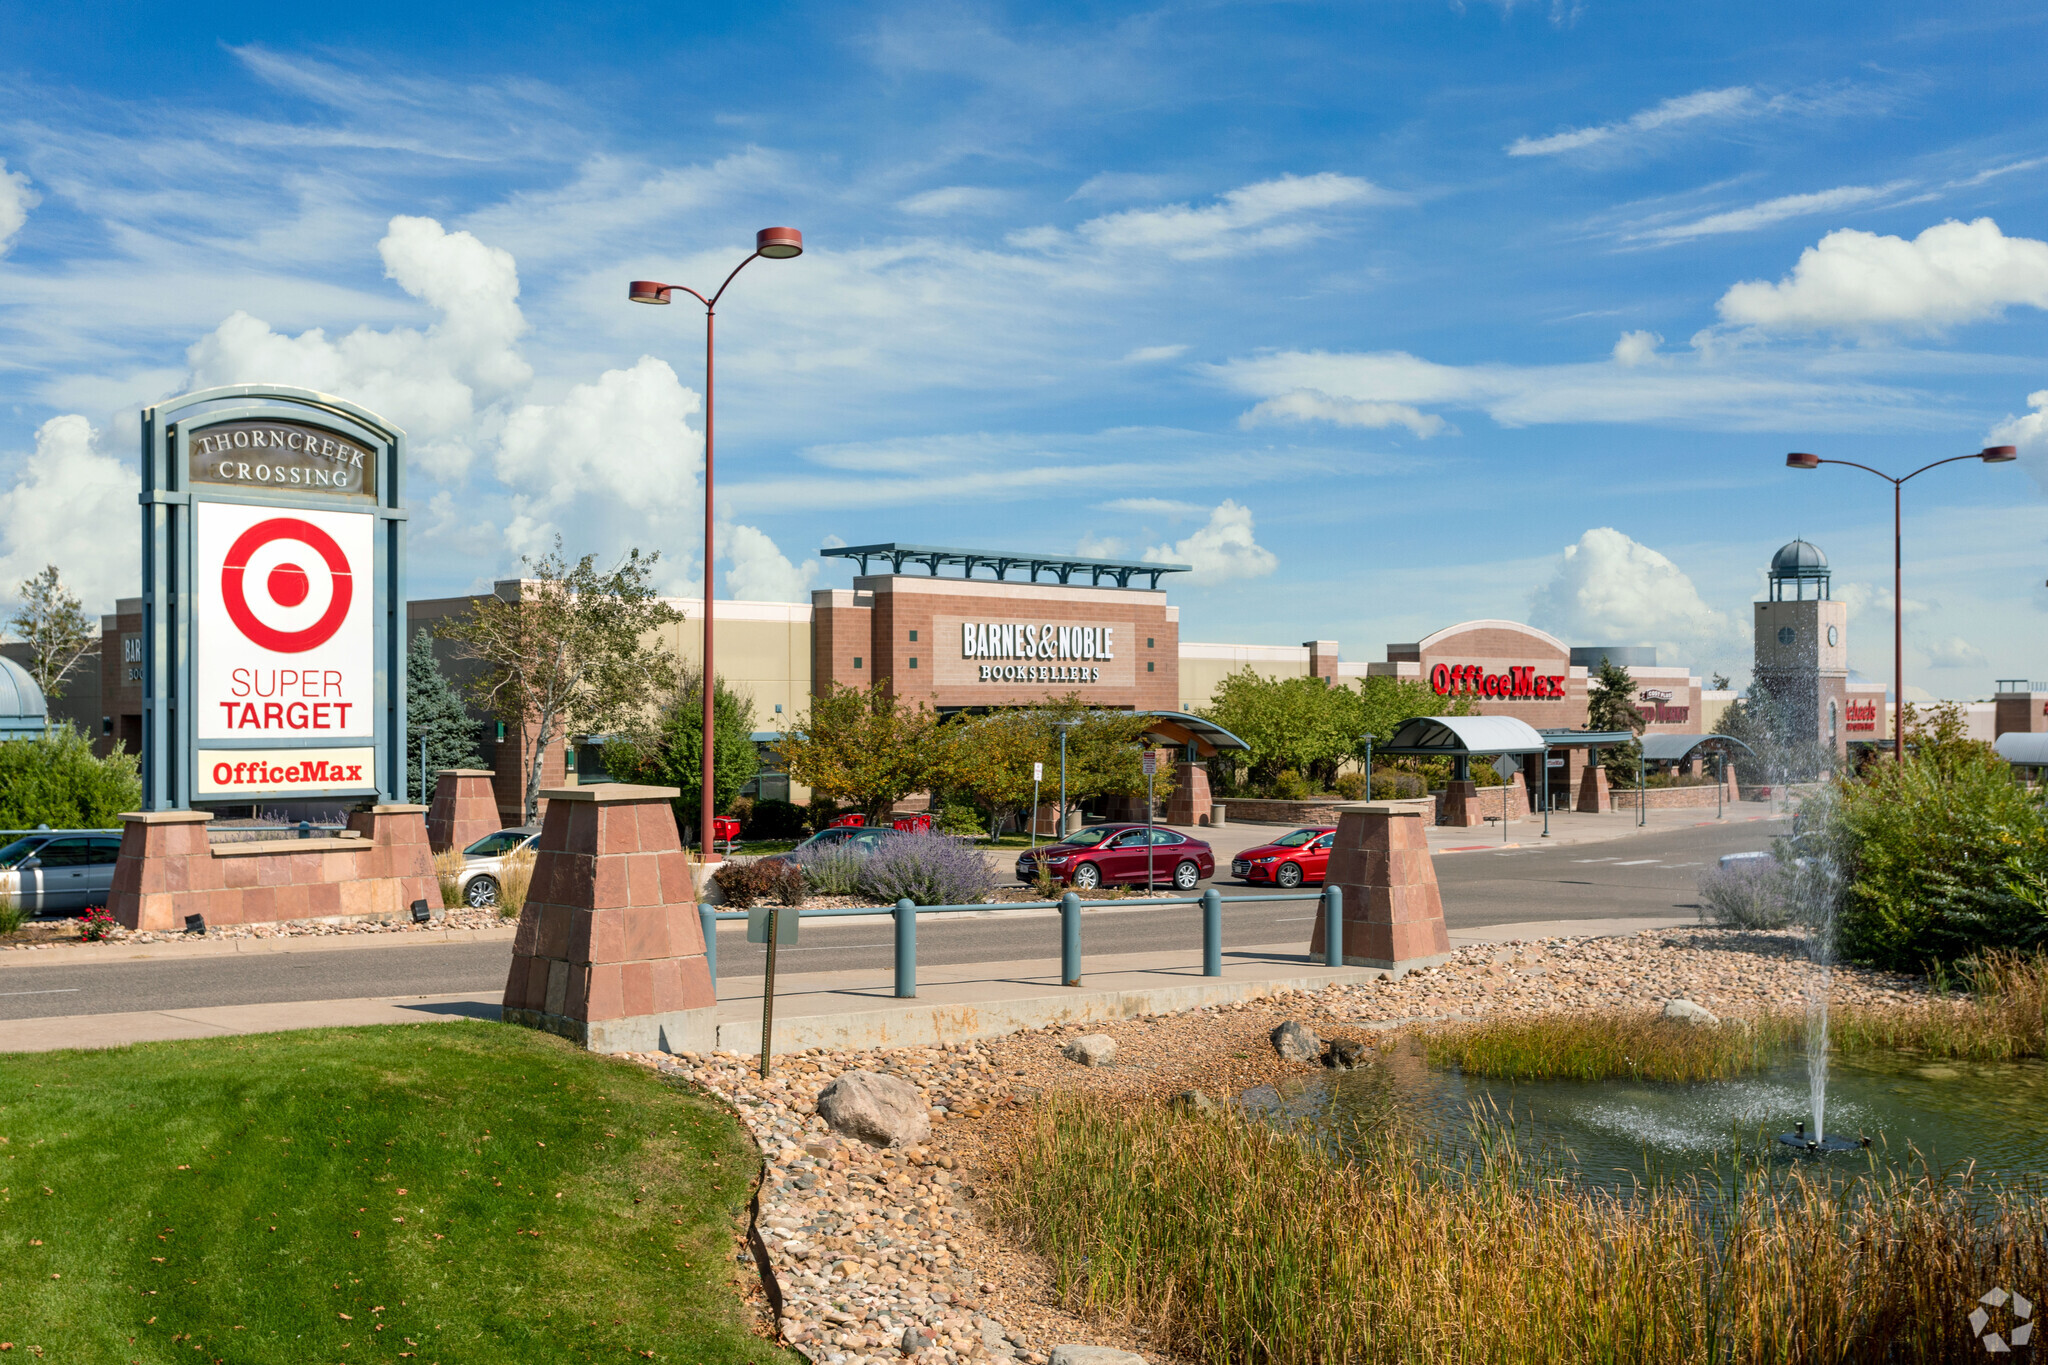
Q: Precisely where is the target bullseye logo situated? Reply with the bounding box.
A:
[220,517,353,653]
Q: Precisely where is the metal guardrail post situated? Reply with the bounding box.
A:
[1322,884,1343,967]
[894,898,917,999]
[700,904,718,995]
[1201,886,1222,977]
[1061,892,1081,986]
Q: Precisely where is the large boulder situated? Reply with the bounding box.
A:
[1061,1034,1117,1067]
[1050,1348,1148,1365]
[815,1070,931,1149]
[1663,999,1720,1027]
[1269,1019,1322,1062]
[1169,1089,1220,1117]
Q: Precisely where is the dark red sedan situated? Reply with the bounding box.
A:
[1016,824,1215,890]
[1230,826,1336,888]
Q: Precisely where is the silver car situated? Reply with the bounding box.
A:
[0,831,124,914]
[457,826,541,907]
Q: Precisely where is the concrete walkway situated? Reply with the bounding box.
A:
[0,916,1695,1056]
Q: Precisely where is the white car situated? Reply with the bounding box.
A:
[457,826,540,907]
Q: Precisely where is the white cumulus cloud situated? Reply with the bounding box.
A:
[0,416,137,613]
[1142,500,1277,583]
[1611,330,1662,366]
[1508,87,1754,157]
[1052,173,1396,261]
[723,524,820,603]
[495,355,701,529]
[1528,528,1738,670]
[1717,218,2048,336]
[1238,388,1446,438]
[0,160,37,255]
[1990,388,2048,492]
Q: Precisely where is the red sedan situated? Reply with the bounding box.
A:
[1015,824,1215,890]
[1230,826,1336,888]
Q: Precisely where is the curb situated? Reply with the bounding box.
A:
[0,924,520,969]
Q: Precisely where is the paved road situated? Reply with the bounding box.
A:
[0,817,1787,1021]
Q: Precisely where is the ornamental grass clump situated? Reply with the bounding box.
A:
[1424,1010,1802,1083]
[432,848,466,908]
[1833,949,2048,1061]
[1697,856,1797,929]
[496,846,535,918]
[991,1092,2048,1365]
[856,833,997,906]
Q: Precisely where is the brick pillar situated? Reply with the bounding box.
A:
[1722,760,1740,802]
[1303,640,1338,683]
[1310,802,1451,975]
[502,784,712,1054]
[1576,757,1610,813]
[1166,761,1212,826]
[427,769,501,852]
[108,809,215,932]
[1438,779,1483,827]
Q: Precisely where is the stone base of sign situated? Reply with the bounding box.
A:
[109,805,436,933]
[427,769,501,852]
[1309,802,1452,975]
[500,784,715,1055]
[1576,761,1611,813]
[1166,761,1213,826]
[1436,780,1528,828]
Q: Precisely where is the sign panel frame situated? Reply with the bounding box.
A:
[140,385,408,809]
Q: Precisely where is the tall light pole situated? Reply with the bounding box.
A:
[1786,444,2016,763]
[629,227,804,861]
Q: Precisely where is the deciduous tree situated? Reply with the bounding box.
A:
[605,668,759,834]
[8,566,96,709]
[773,682,940,822]
[436,540,682,823]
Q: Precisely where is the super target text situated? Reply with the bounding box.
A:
[215,668,353,730]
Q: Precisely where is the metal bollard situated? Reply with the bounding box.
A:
[1201,886,1222,977]
[1061,891,1082,986]
[700,904,718,996]
[1322,884,1343,968]
[894,898,917,999]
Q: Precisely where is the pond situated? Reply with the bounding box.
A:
[1243,1043,2048,1199]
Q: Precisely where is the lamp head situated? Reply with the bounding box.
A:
[755,226,804,259]
[1982,445,2019,463]
[1786,452,1821,470]
[628,280,673,305]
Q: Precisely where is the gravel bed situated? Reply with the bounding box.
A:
[629,926,1933,1365]
[0,905,510,949]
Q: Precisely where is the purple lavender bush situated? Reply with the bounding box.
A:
[791,842,865,896]
[856,833,998,906]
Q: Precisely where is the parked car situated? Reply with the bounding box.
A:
[0,830,124,915]
[757,824,902,868]
[1015,824,1214,891]
[1231,826,1337,887]
[457,826,541,907]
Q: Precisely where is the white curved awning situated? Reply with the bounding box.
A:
[1995,732,2048,766]
[1380,714,1549,756]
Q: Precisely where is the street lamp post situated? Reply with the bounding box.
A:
[629,227,804,861]
[1786,444,2016,764]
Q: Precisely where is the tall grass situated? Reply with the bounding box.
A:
[1834,950,2048,1061]
[496,846,535,918]
[1425,1011,1803,1082]
[991,1094,2048,1365]
[0,884,21,934]
[432,848,466,908]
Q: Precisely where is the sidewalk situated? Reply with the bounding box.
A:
[0,916,1694,1055]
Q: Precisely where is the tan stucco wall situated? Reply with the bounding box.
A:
[1176,642,1312,713]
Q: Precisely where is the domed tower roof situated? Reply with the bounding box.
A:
[0,655,48,737]
[1767,539,1830,601]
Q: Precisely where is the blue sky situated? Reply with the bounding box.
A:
[2,1,2045,697]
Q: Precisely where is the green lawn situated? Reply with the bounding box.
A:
[0,1022,799,1364]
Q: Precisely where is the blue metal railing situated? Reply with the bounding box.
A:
[697,884,1343,1000]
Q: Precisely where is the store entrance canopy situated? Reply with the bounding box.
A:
[1640,733,1755,763]
[1138,711,1250,759]
[1381,715,1549,757]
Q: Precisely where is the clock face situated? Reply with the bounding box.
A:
[1827,624,1839,647]
[1778,626,1796,646]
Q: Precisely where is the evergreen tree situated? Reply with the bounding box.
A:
[1584,655,1646,788]
[405,629,485,803]
[606,668,760,835]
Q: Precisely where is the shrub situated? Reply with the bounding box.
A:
[1269,769,1310,800]
[433,848,466,908]
[791,841,865,897]
[856,833,998,906]
[1831,746,2048,969]
[80,907,116,942]
[1696,856,1796,929]
[764,860,806,907]
[1333,771,1369,801]
[745,798,806,840]
[496,847,535,918]
[0,887,20,935]
[724,795,754,832]
[0,724,141,828]
[934,800,984,838]
[711,859,804,909]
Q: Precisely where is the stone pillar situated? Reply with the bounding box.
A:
[1438,779,1483,827]
[501,784,713,1054]
[1576,756,1610,813]
[1166,761,1212,827]
[428,769,503,852]
[108,810,214,932]
[1310,801,1451,975]
[1722,760,1740,802]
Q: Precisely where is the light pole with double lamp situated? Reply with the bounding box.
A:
[629,227,804,861]
[1785,444,2016,764]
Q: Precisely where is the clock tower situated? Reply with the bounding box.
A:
[1753,540,1850,760]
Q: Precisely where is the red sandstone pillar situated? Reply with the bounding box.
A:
[1310,802,1451,975]
[108,810,215,932]
[1166,761,1212,826]
[1576,757,1611,813]
[502,784,713,1054]
[1438,779,1482,827]
[427,769,503,852]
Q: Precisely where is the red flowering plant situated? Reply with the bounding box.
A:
[80,907,116,943]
